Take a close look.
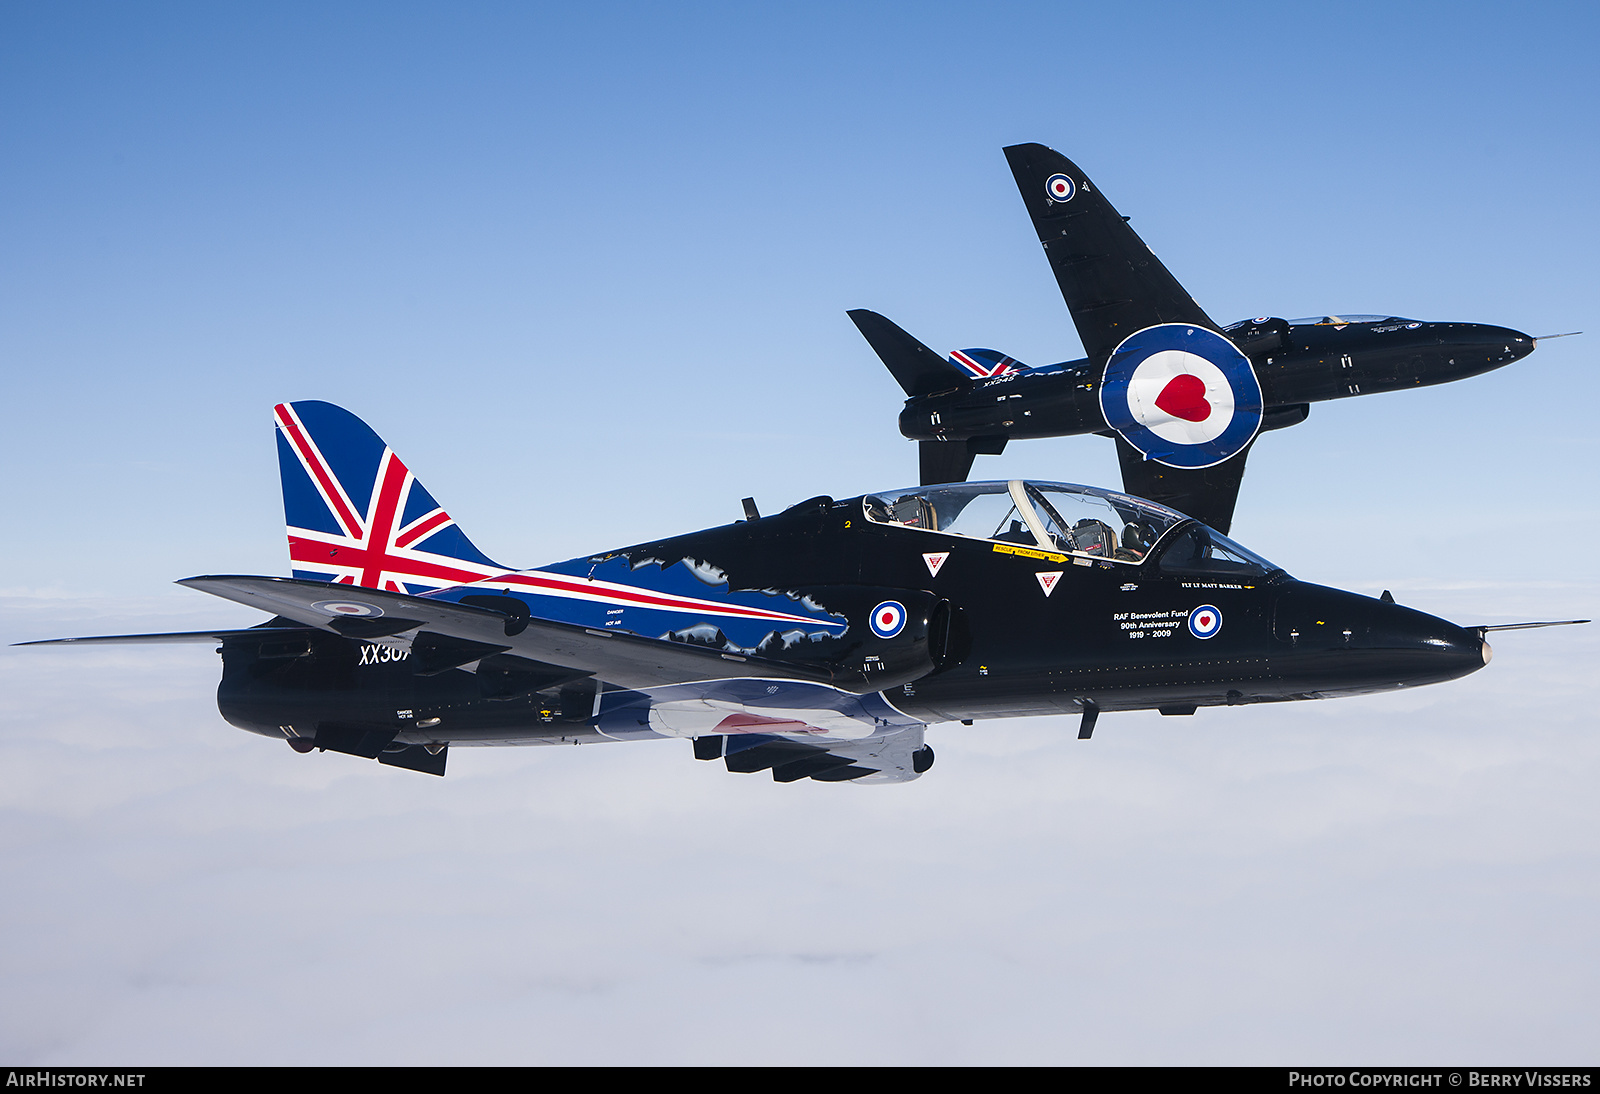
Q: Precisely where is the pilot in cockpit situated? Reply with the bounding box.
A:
[1118,520,1154,561]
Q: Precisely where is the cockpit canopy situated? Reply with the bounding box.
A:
[1287,314,1417,326]
[861,480,1283,577]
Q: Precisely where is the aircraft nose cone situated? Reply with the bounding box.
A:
[1488,324,1536,363]
[1448,323,1535,366]
[1272,582,1488,696]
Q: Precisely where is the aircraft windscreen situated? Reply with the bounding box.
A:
[862,481,1191,565]
[1288,314,1412,326]
[1155,524,1282,578]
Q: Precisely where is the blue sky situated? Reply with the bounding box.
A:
[2,1,1596,1064]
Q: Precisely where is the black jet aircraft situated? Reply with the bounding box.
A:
[22,401,1575,783]
[852,142,1562,533]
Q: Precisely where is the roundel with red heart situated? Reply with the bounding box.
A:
[1187,604,1222,640]
[1099,324,1264,469]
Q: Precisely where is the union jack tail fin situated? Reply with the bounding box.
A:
[948,348,1027,380]
[847,310,1032,393]
[274,401,506,593]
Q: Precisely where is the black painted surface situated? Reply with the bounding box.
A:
[215,498,1488,747]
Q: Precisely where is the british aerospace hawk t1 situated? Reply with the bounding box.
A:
[21,401,1574,783]
[852,143,1571,533]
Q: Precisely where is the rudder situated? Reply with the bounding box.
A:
[274,401,505,592]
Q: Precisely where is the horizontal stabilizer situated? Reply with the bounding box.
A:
[919,437,1007,486]
[848,309,967,397]
[1474,619,1589,632]
[177,574,860,692]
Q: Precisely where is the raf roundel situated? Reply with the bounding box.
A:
[1044,173,1076,202]
[312,599,385,618]
[869,600,907,639]
[1188,604,1223,640]
[1099,324,1264,469]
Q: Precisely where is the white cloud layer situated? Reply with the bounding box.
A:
[3,590,1595,1065]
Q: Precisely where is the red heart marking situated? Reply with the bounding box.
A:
[715,712,813,732]
[1154,373,1212,423]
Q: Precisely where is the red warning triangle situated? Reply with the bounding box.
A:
[1036,571,1062,597]
[923,552,949,577]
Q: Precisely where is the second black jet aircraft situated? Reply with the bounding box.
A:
[852,143,1551,533]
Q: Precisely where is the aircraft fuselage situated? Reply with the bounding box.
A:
[899,320,1532,445]
[217,489,1489,748]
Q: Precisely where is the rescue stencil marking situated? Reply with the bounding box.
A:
[1036,572,1062,598]
[923,552,949,577]
[992,543,1068,564]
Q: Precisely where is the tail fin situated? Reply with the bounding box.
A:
[847,309,968,397]
[274,401,506,592]
[1002,143,1217,365]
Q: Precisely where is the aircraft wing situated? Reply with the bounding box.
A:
[1111,435,1255,536]
[17,627,314,646]
[1004,143,1218,365]
[178,575,866,693]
